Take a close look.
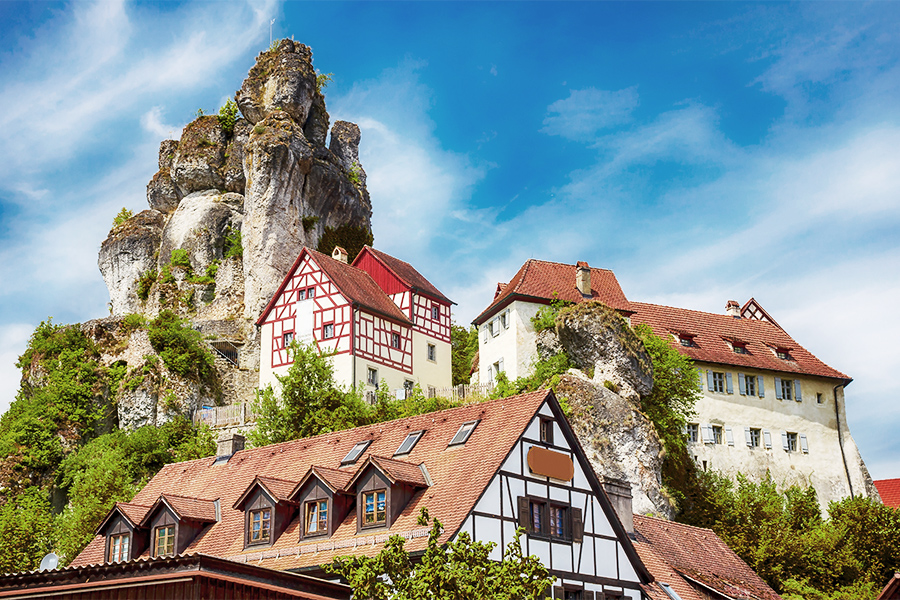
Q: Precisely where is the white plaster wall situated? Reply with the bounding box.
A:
[689,362,873,512]
[353,356,416,398]
[478,300,543,383]
[410,331,452,391]
[258,322,278,390]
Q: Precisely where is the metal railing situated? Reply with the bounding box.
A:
[209,341,239,366]
[427,382,494,402]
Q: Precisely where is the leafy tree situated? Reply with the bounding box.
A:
[217,99,239,135]
[0,487,53,574]
[450,323,478,385]
[327,509,554,600]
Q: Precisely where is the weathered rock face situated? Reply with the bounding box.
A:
[98,210,165,315]
[170,116,228,196]
[556,301,653,402]
[556,372,674,518]
[236,40,318,126]
[157,190,243,274]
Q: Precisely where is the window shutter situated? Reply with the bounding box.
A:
[482,327,488,343]
[725,426,734,446]
[517,497,530,532]
[503,310,510,329]
[738,373,746,396]
[774,377,783,399]
[704,424,715,444]
[571,507,584,543]
[757,375,765,397]
[763,429,772,448]
[781,432,789,451]
[553,586,565,599]
[794,380,802,402]
[800,434,809,453]
[707,370,713,391]
[498,358,504,374]
[726,372,734,394]
[744,426,752,447]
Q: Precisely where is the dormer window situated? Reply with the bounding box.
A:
[342,440,372,465]
[292,467,353,541]
[678,335,695,347]
[776,348,791,360]
[362,490,387,527]
[108,533,130,563]
[449,420,479,446]
[153,525,175,557]
[304,500,328,536]
[733,342,749,354]
[233,476,299,549]
[249,508,271,544]
[394,431,424,456]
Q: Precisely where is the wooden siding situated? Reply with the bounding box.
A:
[353,251,407,295]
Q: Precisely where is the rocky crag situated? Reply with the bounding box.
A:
[90,40,372,429]
[536,301,675,518]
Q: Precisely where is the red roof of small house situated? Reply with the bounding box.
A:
[345,455,429,489]
[473,259,631,325]
[354,246,453,305]
[874,479,900,508]
[142,494,219,525]
[628,301,850,381]
[75,390,631,574]
[634,515,782,600]
[257,247,412,327]
[233,476,299,509]
[95,502,152,534]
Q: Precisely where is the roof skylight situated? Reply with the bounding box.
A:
[394,431,424,456]
[448,420,479,446]
[341,440,372,465]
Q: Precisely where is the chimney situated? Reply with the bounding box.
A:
[216,432,245,460]
[576,261,591,298]
[601,478,633,535]
[332,246,349,264]
[726,300,741,318]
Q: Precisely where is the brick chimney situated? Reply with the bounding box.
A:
[576,261,591,298]
[726,300,741,318]
[216,432,245,460]
[332,246,349,264]
[601,478,633,534]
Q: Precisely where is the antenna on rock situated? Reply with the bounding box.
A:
[39,553,59,572]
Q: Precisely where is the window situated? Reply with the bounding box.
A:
[362,490,386,526]
[712,425,723,445]
[391,332,400,348]
[733,343,749,354]
[307,287,316,299]
[249,508,271,544]
[686,423,699,443]
[367,367,378,386]
[449,420,479,446]
[283,331,294,346]
[785,432,798,452]
[549,505,567,538]
[427,343,436,362]
[528,498,569,540]
[431,305,440,320]
[499,311,508,329]
[108,533,130,563]
[776,349,791,360]
[748,428,761,448]
[817,392,824,404]
[304,500,328,536]
[712,372,725,393]
[781,378,793,401]
[153,525,175,557]
[298,289,306,300]
[564,591,583,600]
[744,374,756,396]
[342,440,371,465]
[323,323,334,339]
[403,380,414,398]
[540,418,554,445]
[395,431,424,456]
[679,336,694,347]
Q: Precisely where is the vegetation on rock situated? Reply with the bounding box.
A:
[147,310,215,382]
[217,99,240,136]
[111,207,133,229]
[327,508,553,600]
[317,223,373,263]
[223,225,243,259]
[530,296,572,333]
[450,323,478,386]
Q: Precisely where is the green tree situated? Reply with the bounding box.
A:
[249,341,372,445]
[450,323,478,385]
[0,487,53,574]
[327,509,553,600]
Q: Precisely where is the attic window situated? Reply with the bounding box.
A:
[776,348,792,360]
[341,440,372,465]
[677,334,695,347]
[394,431,424,456]
[448,420,479,446]
[733,342,749,354]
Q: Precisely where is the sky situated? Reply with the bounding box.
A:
[0,1,898,479]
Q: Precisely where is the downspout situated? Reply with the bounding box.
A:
[834,383,854,498]
[351,303,357,391]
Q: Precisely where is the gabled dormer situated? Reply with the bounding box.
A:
[345,455,430,532]
[291,466,355,541]
[95,502,151,564]
[139,494,219,558]
[233,476,298,549]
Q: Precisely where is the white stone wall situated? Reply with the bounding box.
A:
[410,330,452,391]
[688,362,874,512]
[478,300,543,383]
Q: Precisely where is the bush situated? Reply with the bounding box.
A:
[147,310,215,381]
[530,296,572,333]
[315,71,333,94]
[317,224,373,263]
[224,226,242,260]
[217,99,239,135]
[111,207,133,229]
[136,270,157,302]
[301,215,319,232]
[170,248,191,269]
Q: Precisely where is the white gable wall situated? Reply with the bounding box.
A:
[477,300,544,385]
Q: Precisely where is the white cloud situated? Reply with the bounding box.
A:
[141,107,184,140]
[541,87,639,142]
[0,324,34,415]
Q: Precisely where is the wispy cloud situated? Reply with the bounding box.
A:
[541,87,639,142]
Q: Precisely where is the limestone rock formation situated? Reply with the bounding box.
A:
[95,39,373,426]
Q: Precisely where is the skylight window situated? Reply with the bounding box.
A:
[394,431,424,456]
[448,420,479,446]
[341,440,372,465]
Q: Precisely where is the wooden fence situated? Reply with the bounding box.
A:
[193,403,256,428]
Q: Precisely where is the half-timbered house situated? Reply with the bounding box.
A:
[257,246,452,398]
[71,390,655,599]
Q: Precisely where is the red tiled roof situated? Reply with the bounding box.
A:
[474,259,631,324]
[346,455,428,488]
[71,390,552,572]
[874,479,900,508]
[95,502,152,535]
[356,246,452,305]
[633,541,706,600]
[257,247,411,326]
[234,476,299,509]
[634,515,782,600]
[295,466,355,495]
[628,301,849,381]
[142,494,218,524]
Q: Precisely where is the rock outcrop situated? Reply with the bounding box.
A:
[95,39,372,426]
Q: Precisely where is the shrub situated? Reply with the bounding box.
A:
[170,248,191,269]
[253,125,266,135]
[317,224,373,263]
[136,270,157,301]
[315,71,333,94]
[530,296,572,333]
[217,99,239,135]
[121,313,147,335]
[111,207,133,229]
[147,310,215,382]
[224,227,242,259]
[347,161,362,186]
[301,215,320,232]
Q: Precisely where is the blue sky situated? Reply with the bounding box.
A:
[1,1,899,479]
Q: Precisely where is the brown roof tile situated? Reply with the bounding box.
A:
[874,479,900,508]
[347,456,428,488]
[634,515,782,600]
[234,476,299,509]
[357,246,452,304]
[71,390,550,571]
[474,259,631,324]
[142,494,218,524]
